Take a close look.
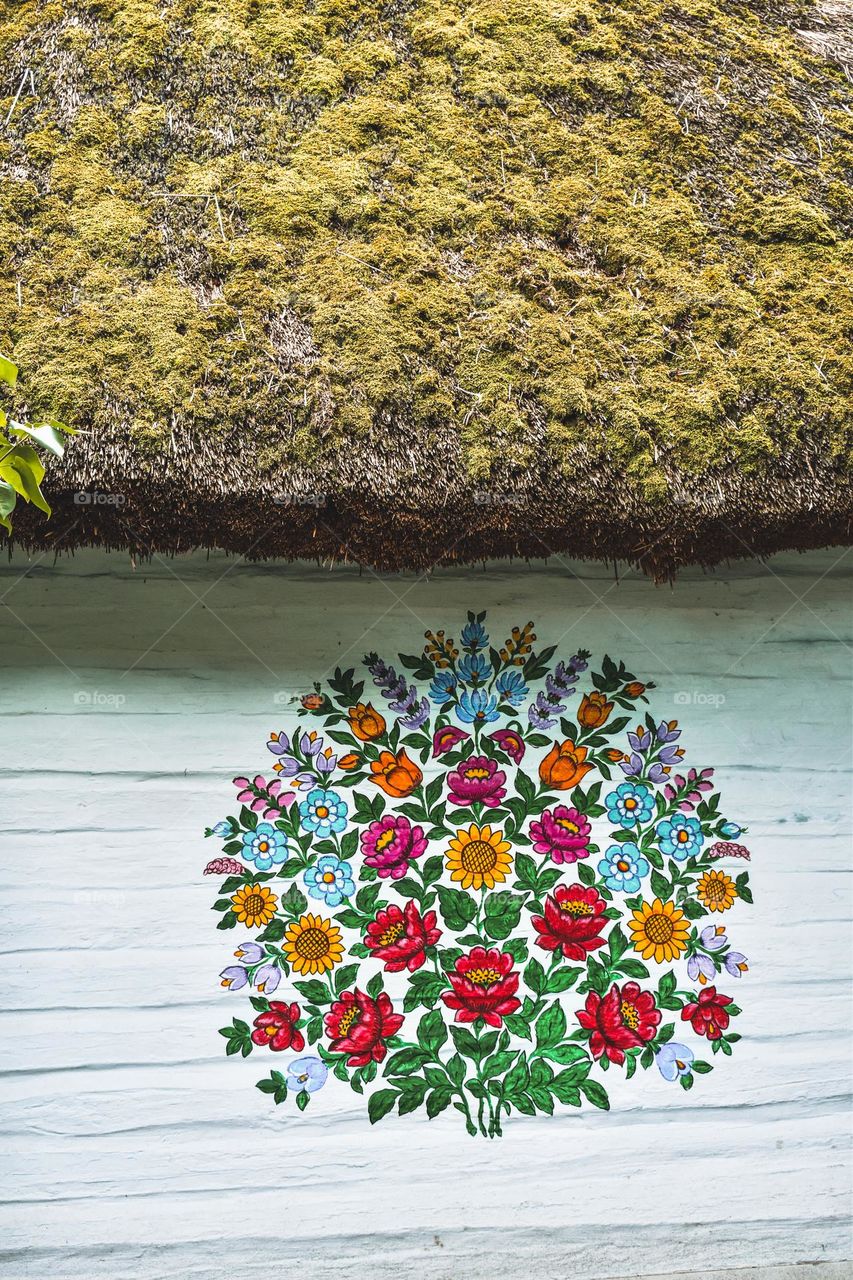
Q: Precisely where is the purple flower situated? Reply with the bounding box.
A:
[219,965,248,991]
[254,962,281,994]
[267,732,291,756]
[656,1042,694,1081]
[628,726,652,753]
[399,697,430,730]
[315,751,337,774]
[700,925,727,951]
[233,942,264,963]
[300,731,324,757]
[528,692,559,729]
[619,752,644,778]
[687,953,716,984]
[724,951,749,978]
[656,720,681,743]
[288,1055,328,1094]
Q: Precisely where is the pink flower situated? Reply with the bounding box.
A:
[488,728,525,764]
[446,755,507,808]
[433,725,469,757]
[361,815,427,879]
[529,805,591,863]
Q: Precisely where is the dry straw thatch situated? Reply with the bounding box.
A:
[1,0,851,576]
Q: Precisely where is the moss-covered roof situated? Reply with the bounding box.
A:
[1,0,851,575]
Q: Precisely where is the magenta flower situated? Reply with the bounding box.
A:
[446,755,507,808]
[361,815,427,879]
[433,725,469,757]
[529,805,592,863]
[488,728,525,764]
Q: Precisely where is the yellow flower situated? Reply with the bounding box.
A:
[283,913,345,975]
[230,883,278,929]
[696,870,737,913]
[446,824,512,891]
[629,898,690,964]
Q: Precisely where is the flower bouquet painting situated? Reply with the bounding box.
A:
[205,614,752,1136]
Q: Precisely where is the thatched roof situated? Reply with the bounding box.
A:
[1,0,851,577]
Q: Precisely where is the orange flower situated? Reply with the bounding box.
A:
[338,752,360,771]
[606,748,626,763]
[623,682,646,699]
[539,740,594,790]
[370,748,422,797]
[577,691,614,729]
[347,702,386,742]
[301,693,325,710]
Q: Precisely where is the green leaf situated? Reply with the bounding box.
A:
[368,1089,399,1124]
[417,1008,448,1054]
[576,862,596,886]
[437,885,477,931]
[296,1088,311,1110]
[580,1078,610,1110]
[334,963,360,995]
[426,1088,453,1118]
[535,1002,567,1049]
[650,869,671,899]
[0,354,17,386]
[384,1047,431,1076]
[540,1043,589,1065]
[9,420,68,457]
[616,957,649,979]
[524,958,546,995]
[546,966,581,993]
[293,979,331,1004]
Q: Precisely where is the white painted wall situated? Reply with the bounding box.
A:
[1,547,851,1280]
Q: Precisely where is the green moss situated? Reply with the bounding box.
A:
[0,0,850,484]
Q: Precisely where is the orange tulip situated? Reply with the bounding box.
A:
[347,702,387,742]
[577,691,614,729]
[623,682,646,699]
[370,748,422,797]
[539,740,594,790]
[338,752,361,771]
[301,693,325,710]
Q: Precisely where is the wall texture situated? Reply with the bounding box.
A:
[2,547,851,1280]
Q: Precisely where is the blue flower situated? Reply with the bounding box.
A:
[299,788,348,839]
[457,653,491,683]
[720,821,743,839]
[212,820,233,838]
[606,782,655,828]
[429,670,457,705]
[496,669,529,706]
[241,822,288,871]
[655,1042,694,1081]
[657,813,704,860]
[598,842,649,893]
[288,1055,328,1094]
[461,618,488,650]
[304,854,355,906]
[456,689,499,725]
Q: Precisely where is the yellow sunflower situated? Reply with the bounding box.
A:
[446,824,512,891]
[283,913,345,975]
[629,898,690,964]
[696,870,737,913]
[230,883,278,929]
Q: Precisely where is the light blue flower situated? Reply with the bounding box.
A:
[655,1042,694,1081]
[605,781,655,828]
[429,670,458,705]
[458,653,491,683]
[241,822,288,871]
[212,820,233,838]
[461,618,488,650]
[299,788,348,839]
[720,821,743,839]
[304,855,355,906]
[657,813,704,860]
[456,688,500,725]
[598,842,649,893]
[288,1055,328,1094]
[496,669,529,706]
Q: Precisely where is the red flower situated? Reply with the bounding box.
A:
[365,900,441,973]
[251,1001,305,1052]
[441,946,521,1028]
[531,884,608,960]
[325,989,404,1066]
[576,982,660,1064]
[681,986,733,1040]
[446,754,507,808]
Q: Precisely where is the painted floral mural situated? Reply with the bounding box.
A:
[205,614,752,1135]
